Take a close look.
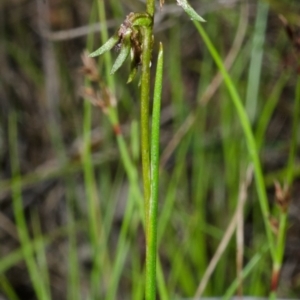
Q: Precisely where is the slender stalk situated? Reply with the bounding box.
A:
[140,25,153,229]
[31,210,51,298]
[106,107,168,300]
[141,0,155,230]
[146,0,155,17]
[146,43,164,300]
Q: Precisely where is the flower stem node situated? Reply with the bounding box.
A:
[89,12,153,82]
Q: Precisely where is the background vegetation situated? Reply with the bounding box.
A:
[0,0,300,299]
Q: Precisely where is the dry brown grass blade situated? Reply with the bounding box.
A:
[193,165,253,299]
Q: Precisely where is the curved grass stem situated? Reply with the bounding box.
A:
[193,21,276,261]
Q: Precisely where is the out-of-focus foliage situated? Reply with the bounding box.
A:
[0,0,300,299]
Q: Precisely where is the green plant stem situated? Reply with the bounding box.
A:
[141,0,156,232]
[146,43,164,300]
[31,210,51,297]
[140,26,153,230]
[146,0,155,17]
[193,21,276,260]
[106,108,169,300]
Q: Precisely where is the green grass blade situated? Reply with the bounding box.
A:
[31,210,51,299]
[0,275,20,300]
[245,1,269,123]
[193,21,275,260]
[145,42,164,300]
[89,35,119,58]
[111,33,131,74]
[177,0,206,22]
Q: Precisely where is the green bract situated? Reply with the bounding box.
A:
[89,35,119,58]
[111,31,131,74]
[127,58,138,83]
[89,12,153,82]
[177,0,206,22]
[131,13,153,27]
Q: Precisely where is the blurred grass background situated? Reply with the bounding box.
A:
[0,0,300,299]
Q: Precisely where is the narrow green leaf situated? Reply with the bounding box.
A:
[89,34,119,58]
[146,41,164,300]
[111,32,131,74]
[177,0,206,22]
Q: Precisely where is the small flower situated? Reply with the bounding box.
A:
[89,12,152,82]
[80,52,116,113]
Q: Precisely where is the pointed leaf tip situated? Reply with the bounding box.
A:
[110,33,131,74]
[89,35,119,58]
[177,0,206,22]
[127,66,138,83]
